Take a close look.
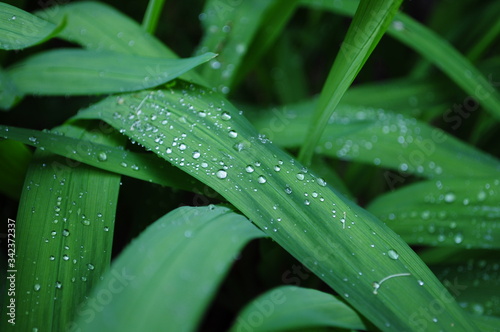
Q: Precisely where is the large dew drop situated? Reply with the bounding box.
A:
[216,170,228,179]
[387,249,399,260]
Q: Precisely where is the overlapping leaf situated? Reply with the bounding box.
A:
[229,286,366,331]
[8,49,215,95]
[0,2,62,50]
[368,178,500,249]
[74,205,264,332]
[249,99,500,179]
[298,0,403,165]
[0,124,202,191]
[3,123,123,332]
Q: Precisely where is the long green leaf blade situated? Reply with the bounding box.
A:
[298,0,403,165]
[250,99,500,179]
[368,178,500,248]
[74,82,479,331]
[0,3,61,50]
[302,0,500,122]
[0,124,204,191]
[229,286,366,331]
[74,205,264,332]
[8,49,215,95]
[5,122,122,331]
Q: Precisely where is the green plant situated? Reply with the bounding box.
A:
[1,0,499,331]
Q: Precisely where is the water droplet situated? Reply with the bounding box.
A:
[179,143,187,150]
[166,147,173,154]
[33,284,41,292]
[49,255,55,261]
[228,130,238,138]
[62,255,69,261]
[284,185,292,194]
[245,165,254,173]
[216,170,228,179]
[477,191,487,201]
[81,219,91,226]
[418,280,424,286]
[296,173,305,181]
[257,176,267,184]
[221,112,231,120]
[62,229,70,237]
[317,178,327,187]
[120,162,127,168]
[192,151,201,159]
[444,192,455,203]
[387,249,399,260]
[304,199,310,206]
[87,263,95,271]
[454,233,463,244]
[55,281,62,289]
[97,152,108,162]
[273,165,281,172]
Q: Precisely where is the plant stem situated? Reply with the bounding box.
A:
[142,0,166,34]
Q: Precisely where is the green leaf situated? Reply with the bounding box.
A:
[302,0,500,122]
[0,67,23,110]
[0,139,31,199]
[36,1,172,57]
[74,205,264,332]
[8,49,215,95]
[74,82,479,331]
[0,124,205,192]
[6,122,123,331]
[229,286,366,331]
[368,178,500,249]
[249,99,500,179]
[35,0,207,86]
[197,0,298,91]
[433,258,500,317]
[298,0,403,165]
[0,2,62,50]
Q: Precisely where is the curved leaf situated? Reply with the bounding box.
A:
[5,122,122,332]
[229,286,365,331]
[74,205,265,332]
[250,99,500,179]
[368,178,500,249]
[8,49,215,95]
[0,124,205,192]
[0,3,61,50]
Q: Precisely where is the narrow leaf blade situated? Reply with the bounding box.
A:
[8,49,215,95]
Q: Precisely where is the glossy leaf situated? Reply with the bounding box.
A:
[8,49,215,95]
[74,205,264,332]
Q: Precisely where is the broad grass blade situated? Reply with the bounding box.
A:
[8,49,215,95]
[74,205,264,332]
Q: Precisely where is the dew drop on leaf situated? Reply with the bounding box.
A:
[257,176,267,184]
[33,284,41,292]
[97,152,108,162]
[444,192,455,203]
[216,170,228,179]
[387,249,399,260]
